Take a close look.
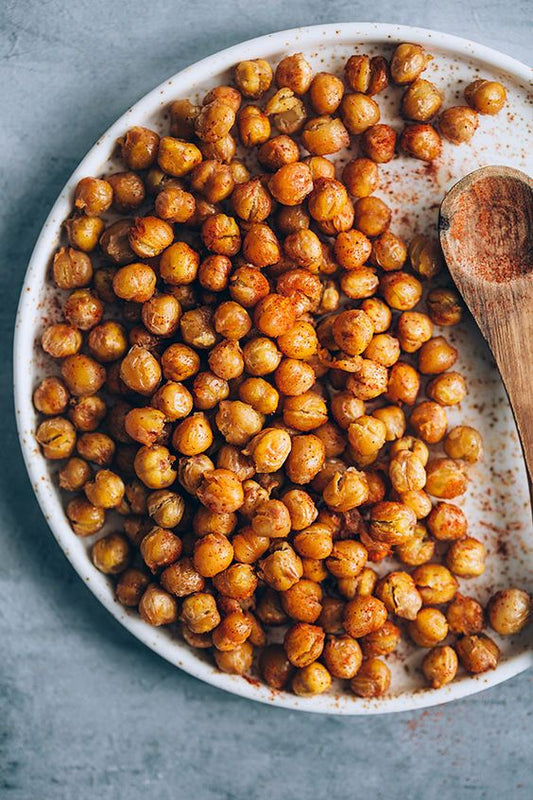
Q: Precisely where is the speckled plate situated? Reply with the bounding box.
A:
[14,23,533,714]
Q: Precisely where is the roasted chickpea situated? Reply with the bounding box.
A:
[215,400,264,447]
[196,469,243,515]
[360,620,401,659]
[66,495,105,536]
[267,163,313,208]
[396,522,435,566]
[65,215,105,252]
[334,230,372,272]
[343,595,387,638]
[446,536,486,578]
[179,592,220,634]
[301,115,350,156]
[439,106,479,144]
[59,354,106,397]
[280,579,323,623]
[160,557,205,597]
[361,124,397,163]
[159,343,199,383]
[151,381,193,421]
[422,645,458,688]
[41,324,82,359]
[100,218,135,264]
[465,79,506,114]
[369,501,416,546]
[323,468,369,512]
[284,621,325,668]
[292,524,333,560]
[259,542,303,592]
[446,593,484,635]
[369,232,406,273]
[35,417,76,460]
[376,571,422,620]
[52,246,93,289]
[238,105,271,146]
[115,568,149,607]
[160,241,200,285]
[408,607,449,647]
[146,489,184,529]
[426,501,466,541]
[92,533,130,575]
[155,184,195,222]
[133,445,176,489]
[402,79,442,121]
[426,287,463,326]
[193,533,234,578]
[179,307,217,351]
[212,611,253,652]
[292,663,332,696]
[409,401,448,445]
[128,216,173,259]
[326,540,368,579]
[172,413,213,456]
[74,176,113,216]
[234,59,273,98]
[275,53,313,95]
[425,458,467,499]
[456,634,500,674]
[400,123,441,161]
[341,93,380,135]
[346,359,388,401]
[140,526,182,572]
[58,457,91,492]
[33,377,70,417]
[397,312,433,354]
[202,213,241,257]
[386,362,420,405]
[488,588,531,635]
[242,223,281,268]
[391,43,431,84]
[193,99,235,143]
[342,158,379,199]
[258,644,294,690]
[348,415,387,458]
[321,635,362,680]
[191,160,234,204]
[307,71,344,114]
[203,85,241,113]
[84,469,125,509]
[350,657,391,697]
[108,171,145,212]
[412,563,458,605]
[177,454,215,495]
[444,426,483,463]
[214,641,253,674]
[63,289,103,331]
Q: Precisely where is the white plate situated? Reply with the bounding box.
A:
[14,23,533,714]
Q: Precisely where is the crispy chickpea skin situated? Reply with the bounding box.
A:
[350,658,391,698]
[447,594,485,635]
[400,124,441,162]
[425,458,467,499]
[439,106,479,144]
[456,634,500,674]
[444,426,483,463]
[488,588,531,635]
[465,79,506,114]
[422,646,458,688]
[235,59,273,98]
[92,533,130,574]
[412,563,458,605]
[391,43,431,84]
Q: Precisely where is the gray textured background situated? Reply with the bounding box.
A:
[1,1,532,798]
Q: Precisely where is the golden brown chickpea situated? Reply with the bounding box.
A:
[283,621,325,668]
[408,238,442,282]
[35,417,76,460]
[179,591,220,634]
[74,176,113,216]
[115,568,149,607]
[396,522,435,566]
[207,340,243,381]
[229,266,270,308]
[386,362,420,406]
[58,457,91,492]
[314,420,346,458]
[446,537,486,578]
[64,289,104,331]
[397,312,433,354]
[280,490,317,533]
[267,163,313,208]
[323,468,369,512]
[155,184,195,222]
[408,607,449,648]
[402,78,443,121]
[301,116,350,156]
[124,407,166,447]
[354,196,391,238]
[147,489,184,528]
[241,338,280,377]
[465,79,506,114]
[87,321,127,363]
[76,432,115,466]
[334,230,372,272]
[214,641,253,674]
[412,563,458,605]
[341,93,380,134]
[410,401,448,444]
[313,596,343,635]
[197,468,244,514]
[142,294,181,338]
[99,218,135,265]
[280,579,323,623]
[230,181,271,226]
[391,43,431,84]
[120,126,159,170]
[488,588,531,635]
[65,215,105,252]
[292,524,333,560]
[243,429,291,473]
[191,160,234,204]
[446,593,484,635]
[370,231,406,272]
[426,286,462,326]
[158,136,203,177]
[33,377,70,416]
[326,540,368,579]
[242,223,280,268]
[160,241,200,286]
[194,505,237,538]
[275,53,313,95]
[425,458,467,499]
[259,542,303,592]
[151,381,193,421]
[52,246,93,289]
[159,343,199,382]
[439,106,479,144]
[193,99,235,143]
[343,595,387,638]
[342,158,380,199]
[203,85,241,113]
[193,532,234,578]
[238,104,271,146]
[329,392,363,431]
[234,58,273,98]
[128,216,173,259]
[282,230,321,272]
[444,426,483,463]
[371,407,404,443]
[179,307,216,351]
[364,335,401,368]
[418,336,458,375]
[259,646,295,691]
[111,263,155,305]
[346,359,388,401]
[292,662,332,696]
[140,526,182,572]
[258,135,298,171]
[134,445,177,489]
[84,469,125,509]
[320,635,362,680]
[191,372,229,412]
[380,272,422,311]
[254,294,296,339]
[66,495,105,536]
[160,557,205,597]
[172,413,213,457]
[108,171,145,212]
[357,623,399,662]
[456,634,500,674]
[274,358,315,396]
[212,564,258,601]
[348,416,387,458]
[344,55,371,92]
[201,213,241,256]
[177,455,214,496]
[350,657,391,697]
[276,205,310,237]
[283,393,329,434]
[41,324,82,359]
[331,310,374,357]
[307,71,344,114]
[422,645,458,688]
[389,450,427,493]
[236,378,277,416]
[400,123,442,161]
[369,501,416,546]
[361,124,397,164]
[376,571,423,620]
[60,354,106,397]
[251,499,291,540]
[92,533,130,575]
[215,400,264,447]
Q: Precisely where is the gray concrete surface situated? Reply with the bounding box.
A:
[1,1,532,798]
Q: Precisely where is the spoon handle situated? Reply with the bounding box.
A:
[483,293,533,485]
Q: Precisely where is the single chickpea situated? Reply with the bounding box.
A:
[422,645,458,688]
[341,93,380,135]
[201,213,241,257]
[242,337,282,377]
[155,183,195,222]
[180,307,216,350]
[408,607,449,647]
[87,321,128,363]
[400,124,442,162]
[361,298,392,333]
[446,537,486,578]
[244,428,291,473]
[74,176,113,215]
[41,324,82,359]
[180,592,220,634]
[177,454,214,495]
[193,533,234,578]
[172,413,213,456]
[268,163,313,207]
[259,644,294,689]
[354,196,391,237]
[364,334,401,368]
[258,134,299,171]
[63,289,104,331]
[397,311,433,353]
[120,126,159,169]
[191,372,229,412]
[212,611,253,652]
[234,58,273,98]
[292,524,333,560]
[488,588,531,635]
[229,266,270,309]
[203,85,241,112]
[66,495,105,536]
[243,223,281,268]
[418,336,457,374]
[92,533,130,575]
[214,642,253,674]
[342,158,379,198]
[59,457,91,492]
[147,490,184,528]
[360,620,401,659]
[410,401,448,444]
[160,241,200,285]
[76,432,115,466]
[386,362,421,405]
[334,231,373,273]
[344,54,388,95]
[84,469,124,509]
[427,502,467,541]
[231,179,271,223]
[425,458,467,499]
[215,400,264,447]
[160,557,205,597]
[376,571,423,620]
[108,171,145,212]
[389,450,427,493]
[134,445,176,489]
[151,381,193,421]
[322,635,363,680]
[412,563,458,605]
[100,219,136,264]
[427,286,463,325]
[396,523,435,566]
[194,99,235,143]
[456,634,500,674]
[60,354,106,397]
[439,106,479,144]
[348,416,387,458]
[323,468,369,513]
[36,417,76,460]
[115,568,149,607]
[284,621,325,668]
[391,43,431,84]
[309,71,345,114]
[372,406,405,442]
[33,377,70,416]
[301,116,350,156]
[194,505,237,537]
[281,579,323,623]
[128,216,173,259]
[238,105,271,146]
[140,527,182,572]
[317,596,345,634]
[380,271,422,310]
[251,498,291,539]
[370,231,408,272]
[402,79,442,121]
[447,593,485,635]
[141,294,181,338]
[292,663,332,696]
[65,215,105,252]
[259,542,303,591]
[196,468,244,515]
[191,160,234,204]
[369,501,416,545]
[52,246,93,289]
[326,540,368,579]
[275,53,313,95]
[350,657,391,697]
[465,79,507,114]
[361,124,397,163]
[346,358,388,401]
[160,343,200,383]
[343,595,388,638]
[444,426,483,463]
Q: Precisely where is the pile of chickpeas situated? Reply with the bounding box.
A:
[33,42,531,699]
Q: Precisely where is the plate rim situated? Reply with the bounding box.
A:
[13,21,533,715]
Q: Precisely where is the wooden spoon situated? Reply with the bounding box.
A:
[439,165,533,483]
